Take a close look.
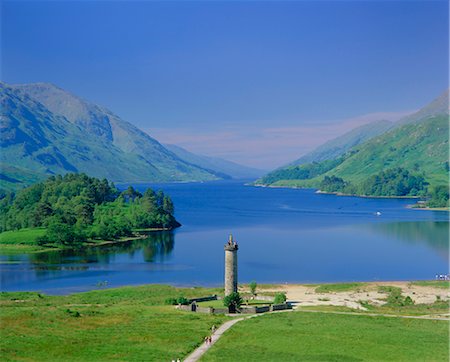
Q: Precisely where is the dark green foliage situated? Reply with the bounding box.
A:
[320,175,350,193]
[427,185,449,208]
[0,173,179,246]
[381,286,415,307]
[319,168,428,197]
[223,292,243,308]
[259,158,345,185]
[165,298,178,305]
[273,292,287,304]
[65,309,81,318]
[360,168,428,196]
[176,297,189,305]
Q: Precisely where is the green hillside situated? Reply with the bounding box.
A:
[329,115,448,186]
[256,100,449,205]
[289,119,393,166]
[259,115,448,188]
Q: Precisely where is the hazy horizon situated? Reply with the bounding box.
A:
[2,0,448,168]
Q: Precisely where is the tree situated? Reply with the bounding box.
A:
[273,292,287,304]
[249,281,257,297]
[427,185,449,208]
[223,292,243,309]
[163,196,174,215]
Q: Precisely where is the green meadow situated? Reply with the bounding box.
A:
[202,311,449,361]
[0,228,48,253]
[1,284,449,361]
[0,285,229,361]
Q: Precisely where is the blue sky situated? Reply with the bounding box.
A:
[2,0,448,168]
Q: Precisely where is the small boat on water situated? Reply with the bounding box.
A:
[375,211,382,216]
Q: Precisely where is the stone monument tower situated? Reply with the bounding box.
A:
[224,234,238,296]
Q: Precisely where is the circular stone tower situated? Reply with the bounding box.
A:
[224,234,238,296]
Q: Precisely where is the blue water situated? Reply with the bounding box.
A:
[1,180,448,294]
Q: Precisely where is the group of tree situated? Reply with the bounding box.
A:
[258,158,345,185]
[319,168,437,200]
[318,168,449,207]
[0,173,180,247]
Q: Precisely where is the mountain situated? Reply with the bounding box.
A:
[396,89,449,126]
[289,120,394,166]
[0,82,223,191]
[325,114,448,186]
[257,89,449,191]
[164,144,266,180]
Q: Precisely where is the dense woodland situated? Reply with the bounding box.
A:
[0,173,180,246]
[319,168,449,207]
[258,158,345,185]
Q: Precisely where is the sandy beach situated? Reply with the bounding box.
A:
[244,281,450,312]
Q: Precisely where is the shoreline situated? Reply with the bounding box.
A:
[0,227,177,255]
[254,183,449,210]
[2,280,448,297]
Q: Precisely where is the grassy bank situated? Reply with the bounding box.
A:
[0,228,49,253]
[202,311,449,361]
[0,285,229,361]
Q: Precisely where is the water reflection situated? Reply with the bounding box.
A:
[366,221,449,258]
[29,231,175,267]
[1,182,448,294]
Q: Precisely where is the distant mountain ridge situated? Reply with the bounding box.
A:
[0,82,226,190]
[164,144,266,179]
[257,89,450,192]
[289,119,394,167]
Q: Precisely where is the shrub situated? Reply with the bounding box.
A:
[249,281,257,296]
[274,292,287,304]
[403,296,414,306]
[165,297,177,305]
[223,292,243,308]
[176,296,189,305]
[65,309,81,318]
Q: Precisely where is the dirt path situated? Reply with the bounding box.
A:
[183,316,253,362]
[183,304,448,362]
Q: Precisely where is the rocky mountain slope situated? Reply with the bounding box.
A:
[0,82,223,191]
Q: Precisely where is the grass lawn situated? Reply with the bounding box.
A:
[202,311,449,361]
[314,282,367,293]
[0,228,48,253]
[0,285,230,361]
[410,280,450,289]
[196,300,226,308]
[0,228,47,245]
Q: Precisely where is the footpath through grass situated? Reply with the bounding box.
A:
[0,285,229,361]
[202,311,449,361]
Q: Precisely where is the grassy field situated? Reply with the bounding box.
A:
[1,283,449,361]
[202,311,449,361]
[0,285,229,361]
[0,228,48,253]
[410,280,450,289]
[314,282,367,293]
